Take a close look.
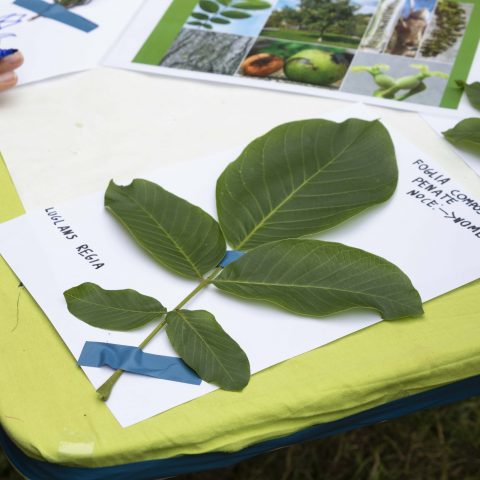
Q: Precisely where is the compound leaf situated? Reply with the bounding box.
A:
[64,282,166,330]
[216,119,397,250]
[105,179,226,279]
[214,239,423,320]
[166,309,250,390]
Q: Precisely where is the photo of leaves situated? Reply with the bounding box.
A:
[186,0,274,35]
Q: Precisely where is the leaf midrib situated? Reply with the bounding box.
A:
[65,293,166,315]
[173,311,236,381]
[108,185,203,277]
[214,277,407,305]
[236,122,375,249]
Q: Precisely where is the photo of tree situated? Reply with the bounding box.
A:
[260,0,377,49]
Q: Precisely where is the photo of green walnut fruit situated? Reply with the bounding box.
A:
[284,49,350,86]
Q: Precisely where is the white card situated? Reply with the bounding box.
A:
[0,105,479,427]
[0,0,145,84]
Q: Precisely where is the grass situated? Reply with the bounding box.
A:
[1,396,479,479]
[260,29,360,49]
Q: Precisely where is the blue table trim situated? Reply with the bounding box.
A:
[1,374,480,480]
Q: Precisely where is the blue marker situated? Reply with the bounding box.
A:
[0,49,18,60]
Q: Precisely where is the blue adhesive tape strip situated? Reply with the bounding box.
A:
[219,250,245,268]
[14,0,98,32]
[78,342,201,385]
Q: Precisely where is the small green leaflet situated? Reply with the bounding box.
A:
[442,118,480,147]
[216,118,397,250]
[199,0,219,13]
[456,80,480,110]
[211,17,230,24]
[166,309,250,391]
[220,10,251,18]
[231,1,271,9]
[191,12,210,20]
[188,21,212,28]
[105,179,226,279]
[64,283,166,330]
[214,239,423,320]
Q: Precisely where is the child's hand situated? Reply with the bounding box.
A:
[0,51,24,92]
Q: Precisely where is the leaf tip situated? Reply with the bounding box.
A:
[381,297,424,321]
[224,378,250,392]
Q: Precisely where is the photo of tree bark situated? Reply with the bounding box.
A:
[160,29,255,74]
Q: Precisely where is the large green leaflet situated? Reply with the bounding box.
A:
[166,309,250,390]
[105,179,226,279]
[64,283,166,330]
[214,240,423,320]
[216,119,398,250]
[443,118,480,147]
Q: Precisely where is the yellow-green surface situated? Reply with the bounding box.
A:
[0,154,479,468]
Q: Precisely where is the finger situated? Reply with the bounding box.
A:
[0,51,24,74]
[0,71,18,92]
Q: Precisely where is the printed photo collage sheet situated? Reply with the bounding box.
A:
[1,0,479,113]
[107,0,480,114]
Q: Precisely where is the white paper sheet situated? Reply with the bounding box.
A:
[0,0,145,84]
[0,105,479,427]
[421,114,480,177]
[105,0,480,115]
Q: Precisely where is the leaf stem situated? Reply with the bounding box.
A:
[95,266,224,401]
[97,369,123,401]
[174,267,222,310]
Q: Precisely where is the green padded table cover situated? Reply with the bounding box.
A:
[1,154,479,468]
